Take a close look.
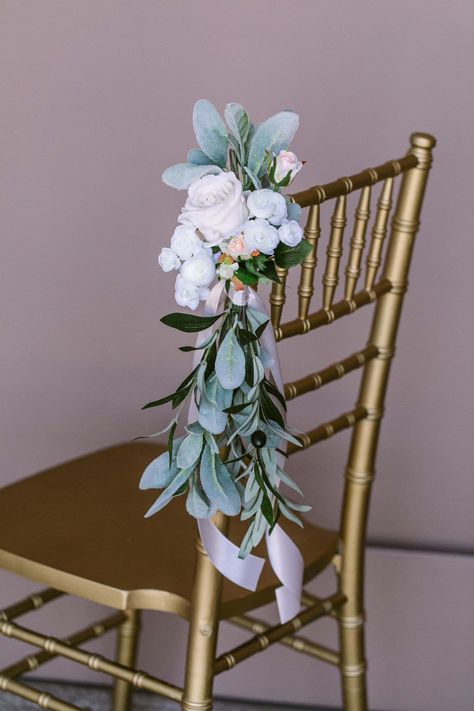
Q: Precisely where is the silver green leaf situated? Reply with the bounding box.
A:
[198,396,227,435]
[286,199,302,223]
[162,162,222,190]
[200,445,241,516]
[193,99,228,168]
[144,466,193,518]
[215,328,246,390]
[139,436,184,490]
[225,103,251,159]
[176,432,204,470]
[247,111,299,176]
[187,148,212,165]
[206,374,233,410]
[186,476,215,518]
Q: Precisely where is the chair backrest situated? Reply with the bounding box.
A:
[271,132,435,578]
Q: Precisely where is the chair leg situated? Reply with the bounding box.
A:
[182,519,226,711]
[338,606,368,711]
[112,609,141,711]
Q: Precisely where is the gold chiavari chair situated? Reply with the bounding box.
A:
[0,132,435,711]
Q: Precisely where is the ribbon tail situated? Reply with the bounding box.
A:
[198,519,265,591]
[266,524,304,622]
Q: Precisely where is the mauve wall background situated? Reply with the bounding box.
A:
[1,1,473,710]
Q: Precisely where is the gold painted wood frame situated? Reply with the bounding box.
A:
[0,133,435,711]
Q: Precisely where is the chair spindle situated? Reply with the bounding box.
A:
[297,204,321,320]
[322,195,347,310]
[270,267,288,328]
[344,186,371,299]
[365,177,394,289]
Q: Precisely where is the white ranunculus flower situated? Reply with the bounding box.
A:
[175,274,201,311]
[218,261,239,280]
[243,218,280,255]
[179,172,249,242]
[170,225,202,260]
[246,189,287,226]
[278,219,304,247]
[180,253,216,287]
[274,150,303,183]
[158,247,180,272]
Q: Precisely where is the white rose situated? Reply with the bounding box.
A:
[179,172,249,242]
[175,275,200,311]
[158,247,180,272]
[243,218,280,255]
[170,224,202,260]
[247,189,287,226]
[278,219,304,247]
[274,150,303,184]
[218,262,239,280]
[180,253,216,287]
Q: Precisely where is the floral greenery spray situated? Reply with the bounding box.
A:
[140,100,312,559]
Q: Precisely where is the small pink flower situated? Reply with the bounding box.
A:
[227,234,250,259]
[274,150,303,184]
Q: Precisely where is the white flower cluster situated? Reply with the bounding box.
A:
[158,153,304,310]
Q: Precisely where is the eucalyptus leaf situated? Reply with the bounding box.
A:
[205,374,233,410]
[162,162,222,190]
[198,396,227,435]
[176,432,204,470]
[193,99,228,168]
[186,421,204,435]
[139,437,184,490]
[144,466,193,517]
[200,445,241,516]
[204,430,220,454]
[247,111,299,176]
[186,476,215,518]
[215,328,246,390]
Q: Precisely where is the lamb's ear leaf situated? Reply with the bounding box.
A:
[225,103,251,159]
[187,148,213,165]
[243,166,262,189]
[247,111,299,176]
[193,99,228,169]
[286,200,302,223]
[161,162,222,190]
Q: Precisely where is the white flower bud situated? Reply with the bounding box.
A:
[158,247,180,272]
[278,219,304,247]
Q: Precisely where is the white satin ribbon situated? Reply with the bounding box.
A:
[189,281,303,623]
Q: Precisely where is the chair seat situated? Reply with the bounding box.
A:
[0,443,338,620]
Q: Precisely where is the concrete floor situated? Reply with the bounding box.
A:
[0,680,336,710]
